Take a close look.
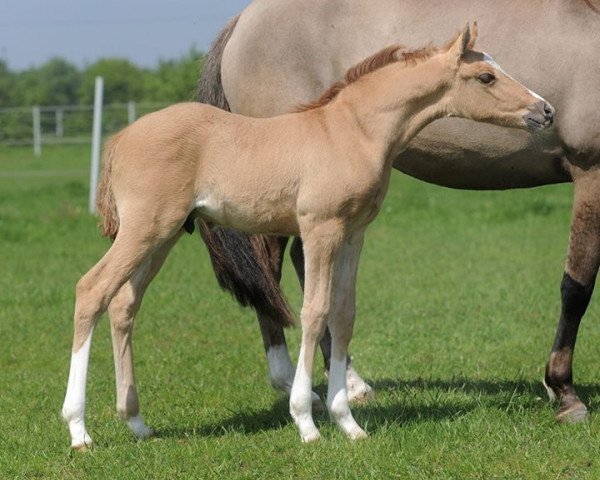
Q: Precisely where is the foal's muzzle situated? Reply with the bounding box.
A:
[524,101,555,131]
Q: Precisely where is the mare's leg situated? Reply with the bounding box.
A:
[108,232,183,439]
[545,170,600,422]
[256,236,296,392]
[62,211,184,448]
[326,232,367,439]
[290,237,373,403]
[289,224,343,442]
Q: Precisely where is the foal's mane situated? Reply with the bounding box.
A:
[295,42,446,112]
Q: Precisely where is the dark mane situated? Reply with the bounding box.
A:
[295,43,444,112]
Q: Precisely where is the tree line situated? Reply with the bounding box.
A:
[0,48,204,108]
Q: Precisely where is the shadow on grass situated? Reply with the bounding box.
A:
[153,376,600,440]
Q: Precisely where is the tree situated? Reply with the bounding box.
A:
[13,58,81,106]
[79,58,145,105]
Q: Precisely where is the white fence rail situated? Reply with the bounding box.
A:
[0,101,169,153]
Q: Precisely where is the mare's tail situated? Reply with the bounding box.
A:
[196,15,295,328]
[96,132,122,241]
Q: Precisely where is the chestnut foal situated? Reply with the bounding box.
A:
[62,24,554,447]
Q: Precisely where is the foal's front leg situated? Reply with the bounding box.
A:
[326,232,367,439]
[290,237,374,404]
[289,225,343,442]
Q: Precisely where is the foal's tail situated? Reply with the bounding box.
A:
[96,132,122,241]
[195,14,296,328]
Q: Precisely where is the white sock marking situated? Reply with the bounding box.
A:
[327,356,367,439]
[290,345,320,442]
[62,333,94,448]
[267,345,296,393]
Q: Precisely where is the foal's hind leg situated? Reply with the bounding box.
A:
[62,218,183,448]
[290,237,373,404]
[545,170,600,422]
[108,232,183,439]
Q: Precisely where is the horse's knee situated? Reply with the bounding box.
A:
[300,303,329,339]
[329,305,356,345]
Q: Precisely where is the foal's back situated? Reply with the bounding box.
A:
[112,102,343,236]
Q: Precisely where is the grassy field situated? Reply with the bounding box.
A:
[1,144,600,479]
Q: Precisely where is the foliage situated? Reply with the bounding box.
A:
[2,145,600,479]
[0,48,204,108]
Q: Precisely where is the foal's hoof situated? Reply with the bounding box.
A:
[301,430,321,443]
[71,436,93,451]
[349,428,369,441]
[556,403,589,424]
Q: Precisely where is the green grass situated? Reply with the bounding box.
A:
[1,145,600,479]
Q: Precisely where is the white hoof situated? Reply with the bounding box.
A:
[346,366,374,404]
[70,429,93,450]
[127,415,154,439]
[301,428,321,443]
[348,427,368,440]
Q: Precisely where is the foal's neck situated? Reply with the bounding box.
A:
[330,56,452,162]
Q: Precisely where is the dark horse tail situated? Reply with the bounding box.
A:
[195,15,295,328]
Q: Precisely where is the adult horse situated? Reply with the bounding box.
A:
[196,0,600,422]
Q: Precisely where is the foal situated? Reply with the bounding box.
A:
[62,24,554,447]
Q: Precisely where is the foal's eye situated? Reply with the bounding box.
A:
[478,73,496,84]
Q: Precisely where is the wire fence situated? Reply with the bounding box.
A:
[0,101,170,152]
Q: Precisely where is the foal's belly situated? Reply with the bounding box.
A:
[395,118,569,190]
[195,192,300,236]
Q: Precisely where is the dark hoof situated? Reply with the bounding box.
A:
[312,397,325,413]
[556,403,589,423]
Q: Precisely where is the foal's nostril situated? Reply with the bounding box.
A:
[543,102,554,126]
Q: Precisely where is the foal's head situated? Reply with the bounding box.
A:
[444,23,554,131]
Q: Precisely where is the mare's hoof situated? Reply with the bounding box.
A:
[312,395,325,413]
[127,414,154,439]
[348,382,374,405]
[556,403,589,424]
[346,366,375,405]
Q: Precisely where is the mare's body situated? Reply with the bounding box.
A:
[196,0,600,421]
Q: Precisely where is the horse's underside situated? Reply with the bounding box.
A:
[196,0,600,421]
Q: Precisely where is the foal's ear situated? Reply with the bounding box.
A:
[448,21,477,66]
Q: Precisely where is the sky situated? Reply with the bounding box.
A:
[1,0,252,70]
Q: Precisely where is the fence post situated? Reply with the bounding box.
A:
[56,108,64,138]
[89,77,104,214]
[32,105,41,157]
[127,101,136,124]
